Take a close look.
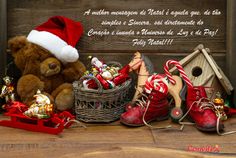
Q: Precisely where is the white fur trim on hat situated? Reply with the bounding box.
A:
[27,30,79,63]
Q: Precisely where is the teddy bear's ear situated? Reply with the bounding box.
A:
[8,36,28,54]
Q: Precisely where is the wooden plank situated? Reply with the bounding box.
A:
[169,46,201,73]
[0,0,7,79]
[226,0,236,103]
[0,125,153,144]
[151,116,236,154]
[0,113,236,157]
[58,125,153,144]
[7,0,226,52]
[0,114,235,157]
[0,145,235,158]
[78,52,226,74]
[0,115,153,144]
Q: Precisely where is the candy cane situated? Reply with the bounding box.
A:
[144,74,168,94]
[164,60,193,88]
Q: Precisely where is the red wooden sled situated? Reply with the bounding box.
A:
[0,102,76,135]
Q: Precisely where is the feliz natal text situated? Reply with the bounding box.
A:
[133,39,173,47]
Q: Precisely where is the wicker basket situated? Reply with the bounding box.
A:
[73,64,131,123]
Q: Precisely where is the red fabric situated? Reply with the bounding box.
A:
[96,74,110,89]
[3,101,28,115]
[86,79,99,89]
[224,106,236,116]
[113,65,130,86]
[113,74,129,86]
[118,65,130,74]
[36,16,83,47]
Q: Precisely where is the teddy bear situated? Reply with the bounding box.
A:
[7,35,86,111]
[7,16,86,111]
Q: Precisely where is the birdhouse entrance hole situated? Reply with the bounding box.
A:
[192,66,203,77]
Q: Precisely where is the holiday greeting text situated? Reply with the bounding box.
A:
[83,8,222,47]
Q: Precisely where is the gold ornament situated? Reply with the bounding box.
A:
[101,66,119,80]
[213,92,227,121]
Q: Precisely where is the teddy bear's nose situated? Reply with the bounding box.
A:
[49,63,57,69]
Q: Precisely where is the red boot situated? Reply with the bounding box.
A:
[120,91,169,126]
[224,106,236,116]
[183,86,224,132]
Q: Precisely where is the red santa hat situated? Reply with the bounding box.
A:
[27,16,83,63]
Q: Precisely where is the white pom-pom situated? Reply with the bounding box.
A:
[59,45,79,63]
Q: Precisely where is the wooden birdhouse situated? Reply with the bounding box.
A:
[170,44,234,99]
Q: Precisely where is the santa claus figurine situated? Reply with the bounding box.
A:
[24,90,54,119]
[83,56,130,90]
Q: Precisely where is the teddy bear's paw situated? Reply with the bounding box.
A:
[17,74,44,105]
[62,60,86,83]
[55,88,74,111]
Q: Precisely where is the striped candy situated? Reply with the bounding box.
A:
[144,74,168,94]
[144,60,193,94]
[164,60,193,88]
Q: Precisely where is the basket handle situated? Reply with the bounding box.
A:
[106,61,123,68]
[79,75,103,93]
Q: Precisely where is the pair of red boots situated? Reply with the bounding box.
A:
[121,85,234,133]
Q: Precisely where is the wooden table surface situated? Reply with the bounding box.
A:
[0,115,236,158]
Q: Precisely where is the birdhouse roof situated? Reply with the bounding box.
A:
[170,44,233,95]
